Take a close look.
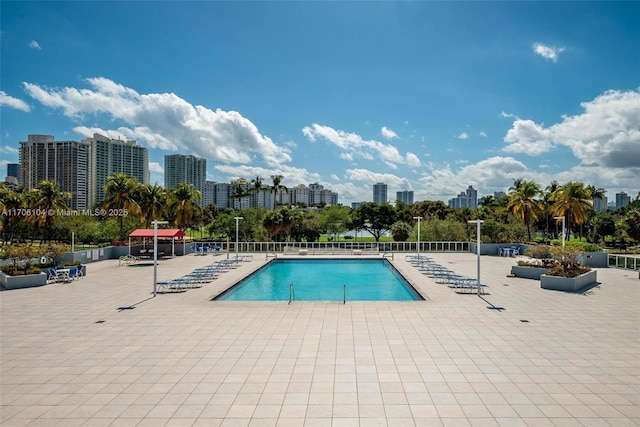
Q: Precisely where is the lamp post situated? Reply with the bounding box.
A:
[413,216,422,259]
[553,216,565,250]
[234,216,243,260]
[152,220,169,297]
[467,219,484,296]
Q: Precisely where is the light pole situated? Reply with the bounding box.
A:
[413,216,422,259]
[468,219,484,296]
[152,220,169,297]
[553,216,565,250]
[234,216,243,260]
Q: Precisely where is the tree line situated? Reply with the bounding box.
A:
[1,174,639,248]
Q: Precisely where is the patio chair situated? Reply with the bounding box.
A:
[68,266,82,280]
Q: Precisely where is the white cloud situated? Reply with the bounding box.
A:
[0,91,30,112]
[479,131,487,138]
[503,88,640,168]
[29,40,41,50]
[503,119,552,155]
[22,77,291,166]
[302,124,417,168]
[0,145,19,155]
[149,161,164,174]
[457,132,469,140]
[500,111,518,119]
[214,164,320,188]
[406,152,421,168]
[381,126,398,140]
[533,42,565,63]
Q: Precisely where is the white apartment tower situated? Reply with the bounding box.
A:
[84,133,149,207]
[19,135,89,210]
[164,154,207,205]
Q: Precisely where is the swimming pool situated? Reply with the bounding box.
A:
[215,259,423,301]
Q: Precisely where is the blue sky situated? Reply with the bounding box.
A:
[1,1,639,206]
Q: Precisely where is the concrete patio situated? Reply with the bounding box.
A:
[1,252,638,426]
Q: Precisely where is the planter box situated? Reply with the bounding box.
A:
[540,270,598,292]
[0,271,48,290]
[511,265,548,280]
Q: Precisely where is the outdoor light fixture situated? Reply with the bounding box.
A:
[413,217,422,260]
[152,220,169,297]
[467,219,484,296]
[234,217,244,260]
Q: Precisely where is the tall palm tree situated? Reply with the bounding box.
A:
[549,181,594,239]
[30,180,72,241]
[251,176,266,208]
[270,174,288,209]
[168,182,202,230]
[136,183,167,229]
[507,180,543,241]
[1,188,27,243]
[229,182,251,211]
[541,180,561,237]
[102,173,141,241]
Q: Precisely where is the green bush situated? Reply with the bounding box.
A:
[524,245,551,259]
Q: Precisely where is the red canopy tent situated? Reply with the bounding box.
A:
[129,229,185,239]
[128,229,186,256]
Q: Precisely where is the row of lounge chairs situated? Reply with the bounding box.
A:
[156,256,253,293]
[192,245,222,256]
[406,255,488,294]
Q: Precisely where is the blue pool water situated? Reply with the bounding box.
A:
[215,259,422,301]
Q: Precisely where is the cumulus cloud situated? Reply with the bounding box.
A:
[479,131,487,138]
[149,162,164,174]
[381,126,398,140]
[302,123,418,168]
[22,77,291,166]
[503,88,640,168]
[214,164,320,188]
[29,40,41,50]
[406,152,421,168]
[533,42,565,62]
[0,91,30,112]
[457,132,469,140]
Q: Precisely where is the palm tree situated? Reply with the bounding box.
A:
[507,180,543,241]
[541,180,561,238]
[168,182,202,231]
[102,173,141,241]
[549,181,594,239]
[229,182,251,211]
[1,188,27,243]
[270,174,288,209]
[30,180,72,241]
[251,176,266,208]
[136,183,167,229]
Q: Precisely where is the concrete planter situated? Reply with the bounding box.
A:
[0,271,48,290]
[540,270,598,292]
[511,265,548,280]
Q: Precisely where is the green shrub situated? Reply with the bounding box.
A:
[524,245,551,259]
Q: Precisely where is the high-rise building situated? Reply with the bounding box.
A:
[309,183,335,206]
[396,190,414,204]
[615,191,630,210]
[230,178,251,210]
[448,185,478,209]
[373,183,387,204]
[7,163,19,180]
[84,133,149,207]
[164,154,207,203]
[19,135,89,210]
[593,195,608,212]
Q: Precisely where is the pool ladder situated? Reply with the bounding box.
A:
[288,282,295,304]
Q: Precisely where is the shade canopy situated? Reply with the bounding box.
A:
[129,228,185,238]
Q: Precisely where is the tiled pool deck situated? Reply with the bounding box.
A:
[1,252,638,427]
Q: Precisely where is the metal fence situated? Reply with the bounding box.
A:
[189,241,470,255]
[608,254,640,271]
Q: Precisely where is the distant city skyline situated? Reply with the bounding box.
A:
[1,2,638,205]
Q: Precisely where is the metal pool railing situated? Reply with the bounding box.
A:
[189,241,470,255]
